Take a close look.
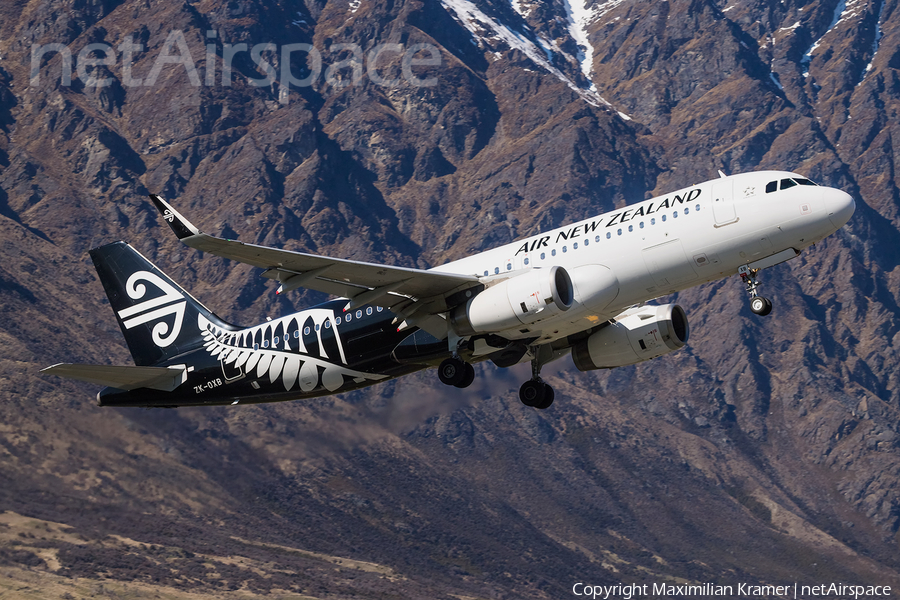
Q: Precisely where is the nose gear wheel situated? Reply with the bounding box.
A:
[739,265,772,316]
[750,296,772,316]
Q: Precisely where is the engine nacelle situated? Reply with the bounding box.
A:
[451,266,573,335]
[571,304,689,371]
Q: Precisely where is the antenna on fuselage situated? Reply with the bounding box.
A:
[718,169,728,178]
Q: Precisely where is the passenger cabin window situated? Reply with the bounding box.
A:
[766,181,777,193]
[780,178,797,190]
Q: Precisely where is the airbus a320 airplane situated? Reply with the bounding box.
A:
[43,171,855,409]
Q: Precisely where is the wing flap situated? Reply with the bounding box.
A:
[150,194,479,312]
[41,363,188,392]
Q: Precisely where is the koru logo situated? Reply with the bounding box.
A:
[117,271,186,348]
[162,209,175,223]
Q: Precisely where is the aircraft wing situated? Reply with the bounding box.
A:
[149,195,482,318]
[41,363,188,392]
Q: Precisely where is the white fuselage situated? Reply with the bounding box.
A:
[433,171,855,343]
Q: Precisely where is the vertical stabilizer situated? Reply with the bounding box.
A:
[90,241,237,366]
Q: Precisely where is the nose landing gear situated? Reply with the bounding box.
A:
[739,265,772,316]
[749,295,773,316]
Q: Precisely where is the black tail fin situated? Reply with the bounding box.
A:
[90,241,237,366]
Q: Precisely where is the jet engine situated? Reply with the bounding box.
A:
[571,304,689,370]
[451,266,573,335]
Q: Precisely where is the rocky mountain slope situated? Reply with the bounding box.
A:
[1,0,899,596]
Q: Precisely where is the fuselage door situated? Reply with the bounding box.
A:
[221,358,244,382]
[712,179,738,226]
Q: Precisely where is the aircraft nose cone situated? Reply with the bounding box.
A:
[827,189,855,229]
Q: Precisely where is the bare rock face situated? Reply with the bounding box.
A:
[1,0,899,596]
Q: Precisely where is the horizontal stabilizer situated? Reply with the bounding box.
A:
[41,363,188,392]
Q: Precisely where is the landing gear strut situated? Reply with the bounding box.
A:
[739,265,772,316]
[519,348,554,409]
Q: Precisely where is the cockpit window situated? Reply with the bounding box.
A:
[780,178,797,190]
[767,178,816,193]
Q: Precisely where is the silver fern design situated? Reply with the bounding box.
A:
[197,312,387,393]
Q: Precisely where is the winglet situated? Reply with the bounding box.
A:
[149,194,202,240]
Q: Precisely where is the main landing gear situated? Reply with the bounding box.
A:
[519,349,554,410]
[436,338,555,409]
[739,265,772,316]
[520,379,554,410]
[438,356,475,388]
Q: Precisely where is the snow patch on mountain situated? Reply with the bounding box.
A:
[561,0,597,81]
[441,0,627,114]
[801,0,875,77]
[802,0,880,82]
[511,0,534,18]
[860,0,884,83]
